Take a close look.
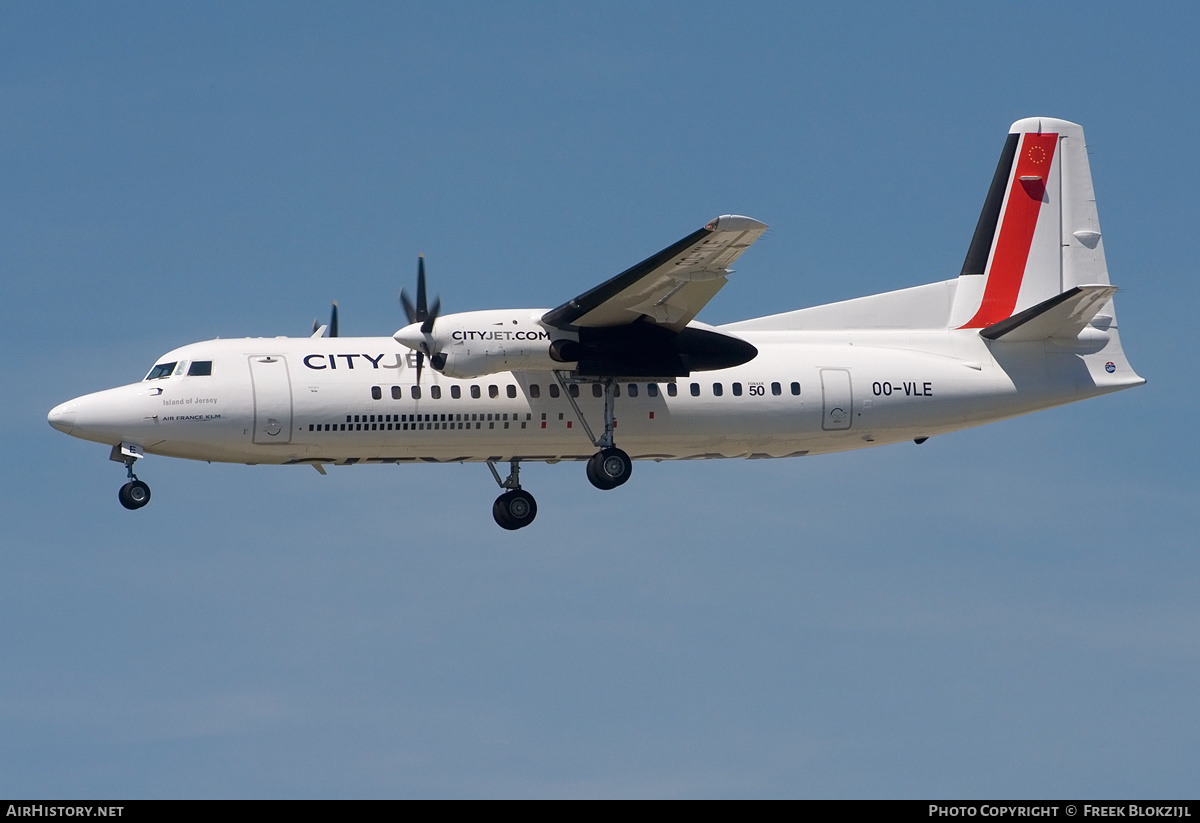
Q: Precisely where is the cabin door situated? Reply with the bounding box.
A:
[820,368,853,431]
[249,355,294,444]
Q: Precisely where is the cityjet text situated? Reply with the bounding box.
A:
[451,330,549,341]
[303,354,405,370]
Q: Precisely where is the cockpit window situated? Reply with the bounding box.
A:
[188,361,213,376]
[145,362,177,380]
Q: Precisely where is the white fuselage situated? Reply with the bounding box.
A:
[47,319,1136,469]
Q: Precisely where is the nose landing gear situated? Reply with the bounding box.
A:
[110,443,151,511]
[118,479,151,510]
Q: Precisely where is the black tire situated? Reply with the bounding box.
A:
[118,480,151,510]
[492,489,537,530]
[586,447,632,490]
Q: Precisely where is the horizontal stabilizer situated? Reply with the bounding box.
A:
[980,284,1117,342]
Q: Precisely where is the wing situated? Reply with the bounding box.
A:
[541,215,768,333]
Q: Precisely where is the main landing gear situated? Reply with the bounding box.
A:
[586,447,632,491]
[484,376,634,530]
[111,443,152,511]
[554,372,633,491]
[487,459,537,530]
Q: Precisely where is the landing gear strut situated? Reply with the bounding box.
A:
[487,458,537,530]
[111,443,151,511]
[554,372,633,491]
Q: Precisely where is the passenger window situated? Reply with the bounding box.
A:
[450,385,461,399]
[187,361,213,376]
[391,386,402,400]
[529,384,540,399]
[506,385,517,399]
[771,382,781,396]
[732,382,742,397]
[667,383,677,397]
[592,384,603,398]
[146,362,177,380]
[628,384,638,398]
[690,383,700,397]
[471,385,481,399]
[489,385,499,399]
[569,384,579,398]
[791,382,801,395]
[548,384,560,398]
[430,385,442,400]
[411,385,422,399]
[371,386,382,400]
[613,384,621,398]
[647,383,658,398]
[713,383,723,397]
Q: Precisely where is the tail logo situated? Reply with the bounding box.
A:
[1106,361,1116,374]
[959,132,1059,329]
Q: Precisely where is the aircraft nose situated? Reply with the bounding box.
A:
[48,401,78,434]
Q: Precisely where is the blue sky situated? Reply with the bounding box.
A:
[3,2,1197,798]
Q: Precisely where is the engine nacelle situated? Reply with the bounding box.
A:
[433,346,564,379]
[394,309,576,379]
[395,309,756,380]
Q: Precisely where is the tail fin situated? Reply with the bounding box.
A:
[950,117,1111,330]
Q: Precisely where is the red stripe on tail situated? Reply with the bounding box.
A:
[959,132,1059,329]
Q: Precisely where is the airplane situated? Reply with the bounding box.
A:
[47,117,1143,530]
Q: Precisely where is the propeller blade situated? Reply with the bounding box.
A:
[416,256,428,319]
[399,254,443,380]
[400,290,417,324]
[312,318,320,335]
[421,296,440,334]
[329,301,339,338]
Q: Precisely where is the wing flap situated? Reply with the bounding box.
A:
[542,215,767,332]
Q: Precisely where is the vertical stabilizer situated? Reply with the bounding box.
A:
[950,118,1111,330]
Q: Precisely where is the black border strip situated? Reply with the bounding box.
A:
[960,132,1019,277]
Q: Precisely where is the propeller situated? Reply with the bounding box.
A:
[311,301,339,338]
[399,256,441,383]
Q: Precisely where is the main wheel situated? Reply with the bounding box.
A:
[492,489,537,530]
[118,480,152,510]
[586,447,632,490]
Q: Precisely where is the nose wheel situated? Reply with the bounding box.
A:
[118,479,152,510]
[111,443,152,510]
